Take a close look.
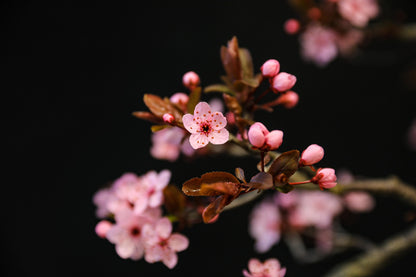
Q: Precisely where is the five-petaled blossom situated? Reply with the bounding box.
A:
[182,101,229,149]
[142,217,189,269]
[243,258,286,277]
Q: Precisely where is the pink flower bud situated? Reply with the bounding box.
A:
[95,220,112,238]
[182,71,200,89]
[248,122,284,151]
[261,59,280,78]
[300,144,324,166]
[248,122,267,148]
[265,130,284,150]
[312,168,337,189]
[163,113,175,123]
[284,18,300,35]
[276,90,299,108]
[170,92,189,112]
[272,72,297,93]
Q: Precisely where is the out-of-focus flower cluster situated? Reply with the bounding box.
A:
[93,170,189,268]
[249,169,375,254]
[284,0,380,66]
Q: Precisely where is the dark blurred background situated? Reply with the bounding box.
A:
[2,0,416,276]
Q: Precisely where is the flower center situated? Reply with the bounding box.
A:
[130,227,141,237]
[200,123,211,135]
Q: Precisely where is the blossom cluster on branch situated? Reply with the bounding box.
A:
[92,34,416,276]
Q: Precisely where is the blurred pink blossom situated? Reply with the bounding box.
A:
[344,191,375,212]
[243,258,286,277]
[142,217,189,269]
[249,199,282,253]
[170,92,189,113]
[151,127,193,161]
[338,0,379,27]
[106,207,161,260]
[182,101,229,149]
[95,220,113,238]
[300,24,338,67]
[275,90,299,109]
[284,18,300,35]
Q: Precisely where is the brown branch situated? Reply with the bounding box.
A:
[323,223,416,277]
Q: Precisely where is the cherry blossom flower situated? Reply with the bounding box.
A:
[248,122,284,151]
[299,144,325,166]
[182,71,200,90]
[261,59,280,78]
[131,170,171,214]
[344,191,375,213]
[311,168,338,189]
[182,101,229,149]
[283,191,343,229]
[150,127,193,162]
[243,258,286,277]
[170,92,189,113]
[142,217,189,269]
[338,0,379,28]
[249,199,282,253]
[106,207,161,260]
[93,187,115,218]
[300,24,338,67]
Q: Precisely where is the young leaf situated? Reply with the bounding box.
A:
[235,167,246,183]
[182,171,240,197]
[248,172,274,190]
[202,194,234,223]
[132,111,164,124]
[143,94,183,120]
[204,84,235,96]
[268,150,300,182]
[220,36,242,82]
[238,48,254,80]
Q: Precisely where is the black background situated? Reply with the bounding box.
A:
[3,1,416,276]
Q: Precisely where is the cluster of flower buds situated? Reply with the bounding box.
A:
[284,0,380,66]
[93,170,189,269]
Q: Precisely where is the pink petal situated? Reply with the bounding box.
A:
[162,249,178,269]
[106,225,125,244]
[193,101,212,116]
[248,124,266,148]
[156,217,172,239]
[142,224,159,245]
[263,259,281,274]
[211,112,227,130]
[208,128,229,145]
[155,169,171,190]
[144,245,163,263]
[265,130,283,150]
[115,239,135,259]
[133,195,148,214]
[242,270,253,277]
[168,234,189,252]
[130,244,145,261]
[182,114,198,133]
[148,191,163,208]
[189,133,209,149]
[248,258,264,273]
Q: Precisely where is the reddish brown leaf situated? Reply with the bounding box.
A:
[268,150,300,184]
[220,36,242,82]
[248,172,274,190]
[202,194,234,223]
[182,171,240,197]
[132,111,164,124]
[143,94,183,121]
[186,86,201,113]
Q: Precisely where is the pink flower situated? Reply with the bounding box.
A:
[248,122,283,151]
[271,72,297,93]
[284,18,300,35]
[243,258,286,277]
[344,192,375,213]
[142,217,189,269]
[249,199,282,253]
[95,220,113,238]
[151,127,195,162]
[275,90,299,109]
[286,191,343,229]
[132,170,171,214]
[93,187,115,218]
[182,101,229,149]
[338,0,379,27]
[182,71,200,90]
[336,29,364,56]
[311,168,337,189]
[106,208,161,260]
[261,59,280,78]
[300,24,338,67]
[299,144,324,166]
